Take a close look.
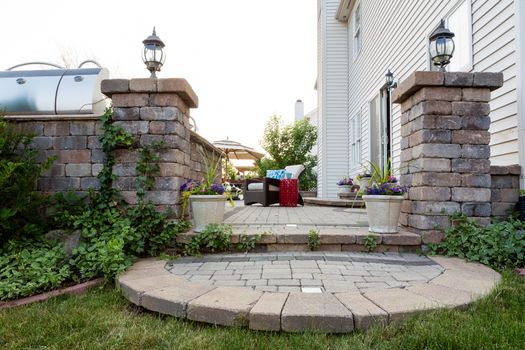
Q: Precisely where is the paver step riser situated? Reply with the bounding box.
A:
[117,255,501,333]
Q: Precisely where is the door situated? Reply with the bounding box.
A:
[369,89,391,173]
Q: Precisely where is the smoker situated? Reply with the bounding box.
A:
[0,61,109,116]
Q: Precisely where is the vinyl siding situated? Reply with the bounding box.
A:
[472,0,518,165]
[317,0,349,198]
[318,0,517,199]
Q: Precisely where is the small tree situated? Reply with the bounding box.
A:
[256,115,317,191]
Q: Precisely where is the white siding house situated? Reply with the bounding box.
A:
[317,0,525,198]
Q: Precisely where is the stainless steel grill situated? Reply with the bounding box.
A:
[0,63,109,116]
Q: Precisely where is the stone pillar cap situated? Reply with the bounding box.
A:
[392,71,503,104]
[101,78,199,108]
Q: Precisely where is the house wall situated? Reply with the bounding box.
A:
[318,0,518,198]
[317,0,350,198]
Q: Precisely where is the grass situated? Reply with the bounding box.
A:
[0,272,524,350]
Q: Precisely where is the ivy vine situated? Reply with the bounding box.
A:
[97,108,132,202]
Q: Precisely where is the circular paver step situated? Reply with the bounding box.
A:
[117,253,500,333]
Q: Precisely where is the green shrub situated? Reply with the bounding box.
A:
[256,116,317,191]
[430,213,525,270]
[363,234,378,252]
[186,224,233,255]
[236,233,262,252]
[0,240,70,300]
[0,119,55,241]
[307,229,321,251]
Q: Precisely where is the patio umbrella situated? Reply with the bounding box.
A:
[213,138,265,161]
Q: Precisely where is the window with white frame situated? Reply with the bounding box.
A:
[429,0,472,71]
[350,110,362,167]
[353,3,362,59]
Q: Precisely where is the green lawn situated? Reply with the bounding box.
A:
[1,272,524,350]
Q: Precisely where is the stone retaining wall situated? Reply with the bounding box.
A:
[491,165,520,219]
[6,77,220,216]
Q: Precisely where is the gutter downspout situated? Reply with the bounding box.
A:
[517,0,525,188]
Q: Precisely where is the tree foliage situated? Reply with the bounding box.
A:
[256,115,317,190]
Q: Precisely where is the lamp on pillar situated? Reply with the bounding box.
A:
[142,27,165,78]
[429,20,455,72]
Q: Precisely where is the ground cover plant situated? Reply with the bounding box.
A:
[431,212,525,270]
[1,272,523,349]
[0,111,187,300]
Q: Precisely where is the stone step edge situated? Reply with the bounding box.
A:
[116,256,501,333]
[176,229,422,246]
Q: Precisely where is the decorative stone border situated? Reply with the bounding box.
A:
[0,278,104,309]
[117,256,500,333]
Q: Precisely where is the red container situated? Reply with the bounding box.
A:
[279,179,299,207]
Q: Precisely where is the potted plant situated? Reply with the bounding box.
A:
[180,151,233,232]
[337,177,354,196]
[361,162,407,233]
[355,173,372,189]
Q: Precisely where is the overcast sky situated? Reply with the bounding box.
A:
[0,0,317,153]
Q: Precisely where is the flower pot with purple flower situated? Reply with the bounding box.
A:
[355,173,372,190]
[337,177,354,196]
[179,151,233,232]
[362,161,407,233]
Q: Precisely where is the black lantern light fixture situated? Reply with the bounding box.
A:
[142,27,165,78]
[429,20,455,72]
[385,69,397,90]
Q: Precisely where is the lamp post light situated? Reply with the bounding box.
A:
[142,27,165,78]
[429,20,455,72]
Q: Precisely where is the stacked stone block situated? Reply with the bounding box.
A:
[102,78,221,214]
[11,118,104,193]
[392,71,503,244]
[490,165,521,219]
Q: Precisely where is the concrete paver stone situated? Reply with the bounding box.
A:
[281,293,354,333]
[141,282,216,317]
[249,292,289,331]
[364,288,442,322]
[334,292,389,330]
[187,287,263,326]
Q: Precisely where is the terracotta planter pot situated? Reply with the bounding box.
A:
[362,195,404,233]
[190,195,227,232]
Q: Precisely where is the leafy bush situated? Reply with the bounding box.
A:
[363,235,378,252]
[307,229,321,251]
[186,224,233,255]
[256,115,317,191]
[67,193,186,281]
[430,213,525,270]
[0,119,55,241]
[0,240,70,300]
[236,233,262,252]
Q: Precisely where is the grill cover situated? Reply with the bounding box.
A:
[0,67,109,115]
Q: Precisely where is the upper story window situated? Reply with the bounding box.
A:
[429,0,472,71]
[353,3,362,59]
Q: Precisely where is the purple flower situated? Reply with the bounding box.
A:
[211,184,225,195]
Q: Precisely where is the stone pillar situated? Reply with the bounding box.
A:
[392,71,503,244]
[101,78,199,214]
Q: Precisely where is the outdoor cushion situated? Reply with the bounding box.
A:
[247,183,279,191]
[266,169,286,180]
[284,165,305,179]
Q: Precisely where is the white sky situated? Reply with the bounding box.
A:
[0,0,317,154]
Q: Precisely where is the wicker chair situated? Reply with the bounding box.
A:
[243,165,305,207]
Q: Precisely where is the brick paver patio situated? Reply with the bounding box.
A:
[118,254,501,333]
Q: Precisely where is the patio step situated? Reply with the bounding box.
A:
[176,226,422,253]
[303,197,366,208]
